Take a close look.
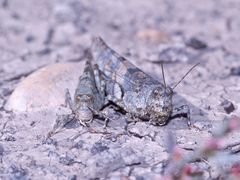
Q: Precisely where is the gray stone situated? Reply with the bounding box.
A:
[5,62,84,112]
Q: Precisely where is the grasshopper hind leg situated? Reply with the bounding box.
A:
[106,72,124,105]
[48,89,76,137]
[93,64,106,99]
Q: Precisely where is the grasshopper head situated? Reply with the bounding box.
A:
[75,94,94,124]
[147,86,173,125]
[147,62,199,125]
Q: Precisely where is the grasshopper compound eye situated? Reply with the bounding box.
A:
[76,95,81,102]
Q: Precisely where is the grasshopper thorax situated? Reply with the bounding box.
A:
[147,86,173,125]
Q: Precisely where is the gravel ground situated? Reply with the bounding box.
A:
[0,0,240,179]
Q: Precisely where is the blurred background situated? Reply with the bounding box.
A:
[1,0,240,76]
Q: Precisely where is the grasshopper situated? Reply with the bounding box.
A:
[91,37,198,126]
[48,50,108,136]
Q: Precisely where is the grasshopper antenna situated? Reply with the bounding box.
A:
[172,62,200,90]
[161,62,167,88]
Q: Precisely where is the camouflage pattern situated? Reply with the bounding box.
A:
[65,52,107,126]
[48,51,108,136]
[91,37,173,125]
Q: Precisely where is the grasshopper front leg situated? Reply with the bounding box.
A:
[65,88,75,112]
[88,107,109,128]
[65,88,93,127]
[171,105,191,127]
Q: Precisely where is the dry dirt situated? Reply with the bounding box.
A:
[0,0,240,179]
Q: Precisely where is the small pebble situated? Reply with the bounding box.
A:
[42,137,58,146]
[10,164,28,179]
[36,47,52,56]
[25,35,35,43]
[0,98,4,108]
[2,0,8,8]
[2,88,12,96]
[221,100,235,114]
[0,143,4,155]
[30,121,35,126]
[3,135,16,142]
[230,67,240,76]
[151,163,164,173]
[186,37,207,50]
[193,121,211,131]
[59,155,75,166]
[137,29,170,44]
[71,140,84,149]
[68,175,77,180]
[90,142,109,155]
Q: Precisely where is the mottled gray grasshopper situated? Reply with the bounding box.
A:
[91,37,197,126]
[48,51,108,136]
